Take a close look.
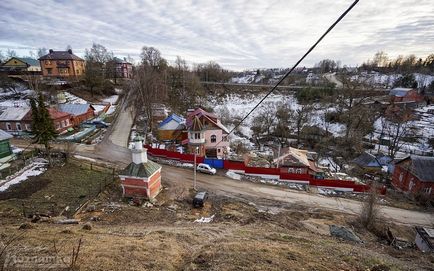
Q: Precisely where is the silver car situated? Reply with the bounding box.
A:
[197,163,217,175]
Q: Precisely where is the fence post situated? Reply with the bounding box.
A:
[22,203,26,218]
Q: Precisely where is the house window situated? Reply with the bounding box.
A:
[296,168,302,174]
[45,60,51,65]
[211,135,216,143]
[25,124,31,131]
[194,133,201,139]
[16,123,22,131]
[47,68,52,75]
[218,148,221,153]
[422,187,432,194]
[399,173,403,182]
[288,168,294,173]
[6,123,12,131]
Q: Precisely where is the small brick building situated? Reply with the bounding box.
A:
[391,156,434,198]
[119,137,162,200]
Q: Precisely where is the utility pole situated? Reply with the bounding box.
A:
[193,146,198,191]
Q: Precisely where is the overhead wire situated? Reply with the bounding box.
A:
[215,0,360,147]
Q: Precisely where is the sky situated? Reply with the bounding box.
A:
[0,0,433,70]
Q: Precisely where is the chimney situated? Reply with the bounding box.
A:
[49,49,54,54]
[67,49,73,54]
[131,136,147,164]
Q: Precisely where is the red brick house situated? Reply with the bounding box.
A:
[119,137,162,200]
[25,108,73,134]
[389,88,423,103]
[0,107,72,134]
[58,104,95,126]
[392,156,434,198]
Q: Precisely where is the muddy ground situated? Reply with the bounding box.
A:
[1,166,434,271]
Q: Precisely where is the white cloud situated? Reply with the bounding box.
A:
[0,0,433,70]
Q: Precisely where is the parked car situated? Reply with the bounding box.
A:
[83,120,109,128]
[196,163,216,175]
[193,191,208,208]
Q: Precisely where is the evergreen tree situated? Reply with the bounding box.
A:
[30,94,57,165]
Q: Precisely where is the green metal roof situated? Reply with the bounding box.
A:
[119,160,161,178]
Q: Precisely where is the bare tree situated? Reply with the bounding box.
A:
[251,102,278,138]
[167,56,203,113]
[6,49,17,58]
[360,183,380,230]
[129,64,167,130]
[0,50,5,63]
[140,46,167,69]
[37,47,48,58]
[383,108,416,159]
[293,104,312,145]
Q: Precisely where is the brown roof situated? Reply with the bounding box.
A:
[190,116,203,131]
[38,50,84,61]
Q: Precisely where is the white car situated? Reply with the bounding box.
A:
[197,163,217,175]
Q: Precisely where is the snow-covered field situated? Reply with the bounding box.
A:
[0,160,48,192]
[209,93,345,141]
[209,92,433,156]
[352,72,434,88]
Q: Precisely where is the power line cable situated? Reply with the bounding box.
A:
[215,0,359,147]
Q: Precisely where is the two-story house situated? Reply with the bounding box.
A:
[39,49,85,78]
[186,108,230,159]
[0,57,41,72]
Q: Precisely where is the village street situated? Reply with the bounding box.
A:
[8,93,434,227]
[162,165,434,227]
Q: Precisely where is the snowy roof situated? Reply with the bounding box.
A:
[0,107,30,121]
[0,129,13,141]
[58,104,94,116]
[159,114,185,128]
[389,88,413,97]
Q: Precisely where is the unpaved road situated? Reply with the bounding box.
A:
[162,165,434,227]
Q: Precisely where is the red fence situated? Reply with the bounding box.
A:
[145,145,379,193]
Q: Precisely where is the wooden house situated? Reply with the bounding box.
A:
[157,114,186,141]
[273,147,324,178]
[392,156,434,198]
[0,57,41,72]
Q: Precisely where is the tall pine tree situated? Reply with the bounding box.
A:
[30,94,57,165]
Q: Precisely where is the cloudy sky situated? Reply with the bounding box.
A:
[1,0,433,70]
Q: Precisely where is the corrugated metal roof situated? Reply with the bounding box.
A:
[0,129,13,141]
[58,104,93,116]
[159,114,185,128]
[389,88,413,97]
[410,156,434,182]
[0,107,30,121]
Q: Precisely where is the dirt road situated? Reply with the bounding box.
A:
[162,165,434,227]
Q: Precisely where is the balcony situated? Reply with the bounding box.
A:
[189,138,205,145]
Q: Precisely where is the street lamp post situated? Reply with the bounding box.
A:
[193,146,198,191]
